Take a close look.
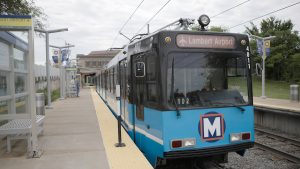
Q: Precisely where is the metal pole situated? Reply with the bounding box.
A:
[249,35,276,99]
[115,85,125,147]
[28,18,41,157]
[262,40,266,99]
[59,48,64,100]
[262,57,266,98]
[45,32,52,108]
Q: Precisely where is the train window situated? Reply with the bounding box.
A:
[146,53,157,102]
[109,69,112,92]
[135,62,145,77]
[227,57,246,77]
[167,52,249,108]
[113,68,115,94]
[114,67,118,92]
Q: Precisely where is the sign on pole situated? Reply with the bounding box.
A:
[257,39,263,56]
[0,15,32,30]
[52,49,59,66]
[265,40,271,57]
[61,49,70,66]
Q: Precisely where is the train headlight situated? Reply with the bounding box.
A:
[183,138,196,147]
[198,14,210,27]
[171,138,196,149]
[230,133,241,142]
[230,132,251,142]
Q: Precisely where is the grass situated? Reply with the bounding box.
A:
[229,76,298,100]
[251,76,295,100]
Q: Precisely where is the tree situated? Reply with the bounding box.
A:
[0,0,46,29]
[209,26,228,32]
[245,17,300,82]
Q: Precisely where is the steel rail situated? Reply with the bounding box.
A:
[255,128,300,147]
[254,142,300,164]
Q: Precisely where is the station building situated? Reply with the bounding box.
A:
[76,50,119,86]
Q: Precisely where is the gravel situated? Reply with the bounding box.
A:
[224,148,300,169]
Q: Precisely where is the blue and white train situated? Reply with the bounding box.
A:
[95,15,254,167]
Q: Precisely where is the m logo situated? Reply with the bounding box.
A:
[199,112,225,141]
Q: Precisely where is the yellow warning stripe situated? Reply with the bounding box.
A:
[90,88,153,169]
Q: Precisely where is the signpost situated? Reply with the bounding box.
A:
[50,44,75,100]
[0,15,40,157]
[35,28,68,109]
[251,35,276,99]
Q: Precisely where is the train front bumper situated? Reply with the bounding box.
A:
[163,142,254,159]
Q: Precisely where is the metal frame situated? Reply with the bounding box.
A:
[0,16,41,157]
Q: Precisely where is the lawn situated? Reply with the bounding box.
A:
[252,76,294,99]
[229,76,298,100]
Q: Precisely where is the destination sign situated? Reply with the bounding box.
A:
[176,34,235,49]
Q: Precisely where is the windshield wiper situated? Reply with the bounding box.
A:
[170,57,181,118]
[212,101,245,112]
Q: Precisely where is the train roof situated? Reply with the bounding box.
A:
[105,45,128,69]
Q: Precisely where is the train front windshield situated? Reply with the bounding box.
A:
[167,52,249,109]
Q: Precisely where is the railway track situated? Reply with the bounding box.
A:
[255,127,300,164]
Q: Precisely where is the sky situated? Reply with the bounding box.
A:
[13,0,300,65]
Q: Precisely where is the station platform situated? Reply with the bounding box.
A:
[0,88,153,169]
[254,97,300,113]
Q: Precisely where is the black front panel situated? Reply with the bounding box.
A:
[164,142,254,159]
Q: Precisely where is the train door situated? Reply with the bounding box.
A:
[132,54,146,149]
[119,59,127,122]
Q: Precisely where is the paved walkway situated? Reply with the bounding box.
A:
[254,97,300,112]
[0,89,109,169]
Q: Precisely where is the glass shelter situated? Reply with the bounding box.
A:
[0,15,43,157]
[0,32,29,124]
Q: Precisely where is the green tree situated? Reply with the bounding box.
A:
[209,26,228,32]
[0,0,46,29]
[191,25,228,32]
[246,17,300,82]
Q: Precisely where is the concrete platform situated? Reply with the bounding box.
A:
[254,97,300,113]
[0,88,152,169]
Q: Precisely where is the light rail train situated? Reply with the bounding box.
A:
[95,15,254,167]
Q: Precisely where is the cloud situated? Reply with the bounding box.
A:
[14,0,300,65]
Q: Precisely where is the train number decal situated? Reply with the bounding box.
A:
[199,112,225,142]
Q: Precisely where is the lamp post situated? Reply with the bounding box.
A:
[50,44,75,100]
[35,28,68,108]
[250,35,276,99]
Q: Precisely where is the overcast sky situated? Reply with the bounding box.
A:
[16,0,300,65]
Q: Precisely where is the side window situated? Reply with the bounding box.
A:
[109,70,112,92]
[146,52,157,103]
[135,62,145,77]
[113,68,115,94]
[114,67,118,93]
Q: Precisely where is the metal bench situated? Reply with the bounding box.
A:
[0,115,45,152]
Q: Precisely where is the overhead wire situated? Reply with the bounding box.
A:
[135,0,172,34]
[229,1,300,29]
[211,0,250,18]
[110,0,146,48]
